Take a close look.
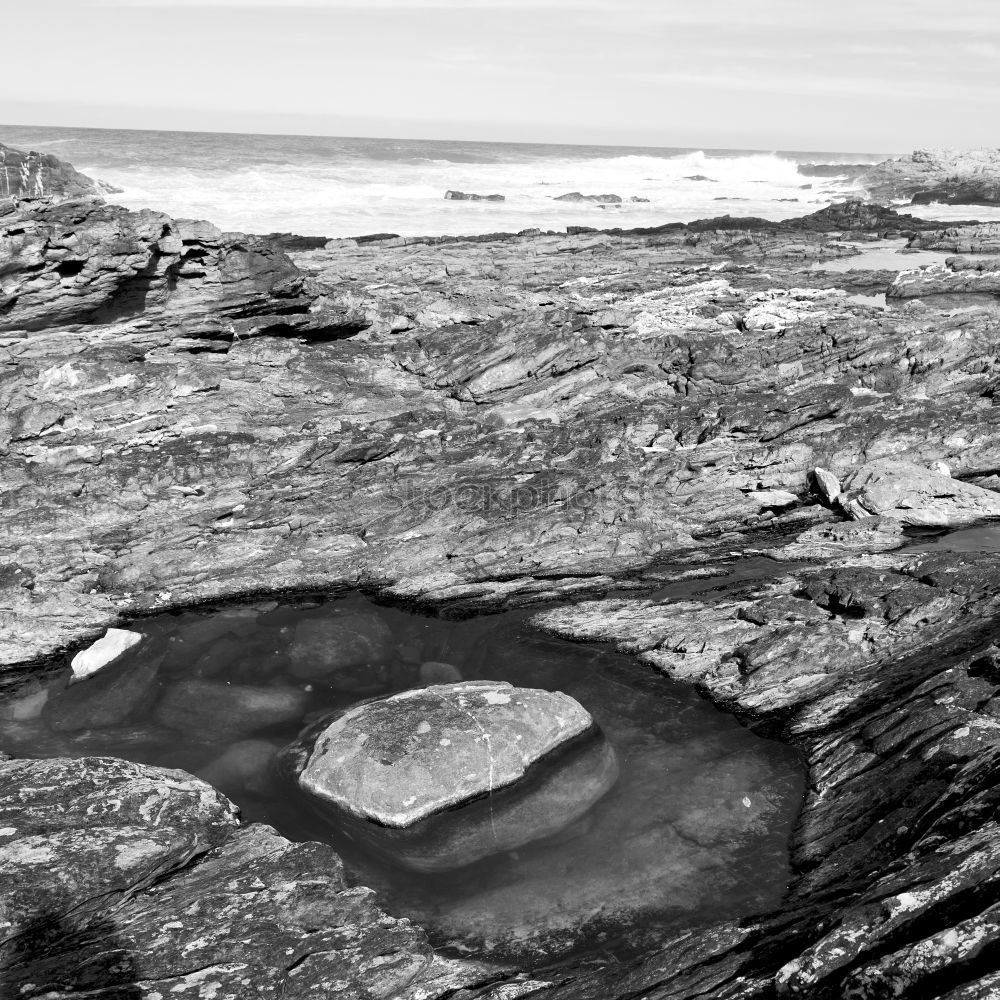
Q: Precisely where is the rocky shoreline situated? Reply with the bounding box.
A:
[4,145,1000,997]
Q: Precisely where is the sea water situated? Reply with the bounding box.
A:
[1,123,887,238]
[0,593,805,964]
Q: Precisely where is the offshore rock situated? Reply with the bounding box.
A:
[445,190,505,202]
[282,681,617,870]
[0,141,115,210]
[860,148,1000,205]
[839,459,1000,525]
[554,191,623,203]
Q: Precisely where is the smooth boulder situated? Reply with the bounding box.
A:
[282,680,618,871]
[287,609,394,689]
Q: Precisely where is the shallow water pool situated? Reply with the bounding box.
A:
[0,593,806,963]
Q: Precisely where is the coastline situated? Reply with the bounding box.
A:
[4,142,1000,998]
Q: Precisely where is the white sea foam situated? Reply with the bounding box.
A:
[1,125,880,238]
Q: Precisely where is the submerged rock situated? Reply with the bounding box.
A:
[287,610,394,689]
[43,648,162,733]
[154,679,311,739]
[282,680,618,870]
[839,460,1000,526]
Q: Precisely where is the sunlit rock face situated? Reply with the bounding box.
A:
[280,680,619,871]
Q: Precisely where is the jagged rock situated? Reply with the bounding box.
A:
[445,190,505,202]
[70,627,144,682]
[281,681,618,870]
[7,175,1000,995]
[909,222,1000,253]
[0,199,362,338]
[0,141,115,208]
[860,148,1000,205]
[839,460,1000,525]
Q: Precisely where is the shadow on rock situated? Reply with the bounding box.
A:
[0,910,141,999]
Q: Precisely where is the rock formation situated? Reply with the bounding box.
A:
[445,190,505,201]
[554,191,623,203]
[5,177,1000,996]
[860,147,1000,205]
[0,141,117,213]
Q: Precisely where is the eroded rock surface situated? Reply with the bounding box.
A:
[4,186,1000,997]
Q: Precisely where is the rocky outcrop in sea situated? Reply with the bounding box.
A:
[0,140,119,212]
[860,147,1000,205]
[5,142,1000,997]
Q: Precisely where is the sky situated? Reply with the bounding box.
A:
[3,0,999,151]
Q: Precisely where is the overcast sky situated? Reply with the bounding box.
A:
[4,0,999,151]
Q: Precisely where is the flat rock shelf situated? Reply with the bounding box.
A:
[0,593,805,965]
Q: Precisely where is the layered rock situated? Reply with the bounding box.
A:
[887,257,1000,297]
[282,681,617,871]
[4,185,1000,996]
[0,141,114,212]
[860,148,1000,205]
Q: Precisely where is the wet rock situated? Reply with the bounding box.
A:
[287,609,395,689]
[419,660,464,684]
[860,148,1000,205]
[281,681,617,870]
[70,627,144,682]
[554,192,623,203]
[196,738,281,797]
[840,460,1000,526]
[289,680,597,825]
[43,649,162,733]
[0,141,114,209]
[154,679,311,739]
[445,190,506,202]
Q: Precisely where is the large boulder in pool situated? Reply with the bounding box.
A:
[280,680,618,871]
[286,609,394,690]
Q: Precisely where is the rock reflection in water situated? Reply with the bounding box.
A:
[0,593,805,963]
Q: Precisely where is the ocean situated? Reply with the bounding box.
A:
[0,124,922,238]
